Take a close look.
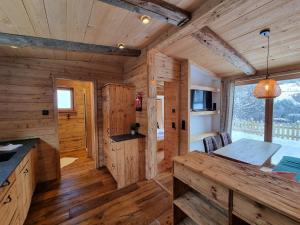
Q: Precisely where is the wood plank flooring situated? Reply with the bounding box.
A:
[25,150,172,225]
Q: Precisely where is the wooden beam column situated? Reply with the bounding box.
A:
[98,0,191,26]
[192,26,256,75]
[146,50,158,179]
[0,32,141,57]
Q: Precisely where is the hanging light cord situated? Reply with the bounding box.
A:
[266,35,270,79]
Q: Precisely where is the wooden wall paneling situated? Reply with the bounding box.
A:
[153,50,181,172]
[87,82,96,160]
[163,81,180,169]
[0,57,123,181]
[179,60,190,155]
[124,50,181,179]
[124,55,149,179]
[124,55,148,134]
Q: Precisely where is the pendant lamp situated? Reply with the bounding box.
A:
[253,29,281,99]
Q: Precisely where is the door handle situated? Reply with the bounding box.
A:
[1,180,10,187]
[3,195,12,204]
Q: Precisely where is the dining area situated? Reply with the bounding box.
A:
[202,133,300,183]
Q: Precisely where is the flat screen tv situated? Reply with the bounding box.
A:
[190,90,212,111]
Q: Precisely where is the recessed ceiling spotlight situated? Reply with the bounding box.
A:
[10,45,18,49]
[117,43,125,49]
[140,15,151,24]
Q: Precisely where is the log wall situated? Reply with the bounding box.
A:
[0,57,123,182]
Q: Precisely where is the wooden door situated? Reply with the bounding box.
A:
[124,139,139,185]
[115,142,125,188]
[102,85,111,138]
[107,84,136,136]
[57,80,88,152]
[164,81,180,169]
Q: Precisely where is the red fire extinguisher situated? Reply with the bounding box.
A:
[135,93,143,111]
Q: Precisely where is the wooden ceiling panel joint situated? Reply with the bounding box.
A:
[98,0,191,26]
[192,26,256,75]
[0,32,141,57]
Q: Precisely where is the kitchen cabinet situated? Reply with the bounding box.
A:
[104,138,145,188]
[0,145,37,225]
[102,83,136,137]
[102,83,145,188]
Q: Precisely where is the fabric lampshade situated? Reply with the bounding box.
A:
[253,79,281,99]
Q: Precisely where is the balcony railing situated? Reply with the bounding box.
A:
[232,119,300,141]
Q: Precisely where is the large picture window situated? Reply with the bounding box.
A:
[271,78,300,164]
[231,83,265,141]
[231,78,300,165]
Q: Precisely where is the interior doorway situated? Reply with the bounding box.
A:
[156,81,180,173]
[55,79,96,174]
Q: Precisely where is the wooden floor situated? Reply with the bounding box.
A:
[25,150,172,225]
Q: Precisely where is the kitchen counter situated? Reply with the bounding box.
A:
[0,138,38,186]
[173,152,300,224]
[110,133,146,142]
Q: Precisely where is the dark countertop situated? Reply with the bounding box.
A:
[111,133,146,142]
[0,138,38,187]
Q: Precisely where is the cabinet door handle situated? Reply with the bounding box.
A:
[24,169,29,174]
[3,195,12,204]
[1,180,10,187]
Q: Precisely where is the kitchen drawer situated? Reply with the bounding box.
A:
[9,210,20,225]
[233,193,299,225]
[0,182,17,225]
[0,171,16,202]
[15,153,30,175]
[174,161,229,209]
[105,152,118,181]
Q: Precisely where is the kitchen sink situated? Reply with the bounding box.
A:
[0,151,16,162]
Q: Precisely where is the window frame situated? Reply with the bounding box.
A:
[232,73,300,142]
[57,87,75,113]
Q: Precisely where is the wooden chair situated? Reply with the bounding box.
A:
[220,132,232,147]
[203,136,219,154]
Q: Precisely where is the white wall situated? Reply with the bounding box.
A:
[189,64,221,151]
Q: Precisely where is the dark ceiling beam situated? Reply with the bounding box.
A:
[0,32,141,57]
[148,0,248,51]
[98,0,191,26]
[192,26,256,75]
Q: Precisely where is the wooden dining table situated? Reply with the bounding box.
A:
[213,138,281,166]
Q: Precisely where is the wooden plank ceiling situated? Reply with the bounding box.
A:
[0,0,203,63]
[0,0,300,77]
[163,0,300,77]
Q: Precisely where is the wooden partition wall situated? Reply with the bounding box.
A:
[124,50,189,179]
[0,57,123,182]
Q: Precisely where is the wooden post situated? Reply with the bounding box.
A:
[264,99,273,142]
[192,26,256,75]
[146,50,158,179]
[98,0,191,26]
[0,32,141,57]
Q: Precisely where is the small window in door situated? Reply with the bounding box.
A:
[57,88,74,112]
